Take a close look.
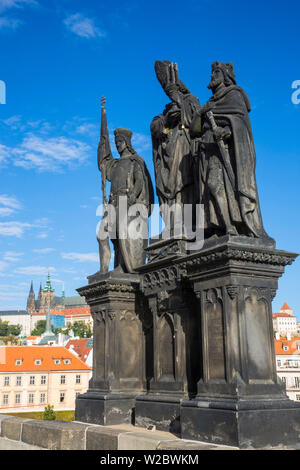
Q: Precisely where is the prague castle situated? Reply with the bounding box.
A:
[26,273,87,314]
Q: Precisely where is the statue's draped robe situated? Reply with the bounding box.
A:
[100,152,154,272]
[199,85,268,238]
[151,94,200,207]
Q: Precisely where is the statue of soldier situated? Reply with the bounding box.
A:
[151,61,201,233]
[191,61,271,240]
[97,98,154,273]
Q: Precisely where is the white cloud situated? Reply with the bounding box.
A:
[0,144,10,165]
[0,194,21,209]
[0,0,37,32]
[2,115,22,128]
[75,123,97,135]
[12,134,91,172]
[0,221,32,237]
[34,217,50,226]
[64,13,105,39]
[3,251,23,261]
[61,252,98,263]
[132,133,151,153]
[36,232,48,239]
[32,248,55,254]
[14,265,56,276]
[0,0,36,11]
[0,260,8,272]
[0,207,14,216]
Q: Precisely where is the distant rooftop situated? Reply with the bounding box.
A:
[63,296,87,307]
[281,302,292,311]
[0,310,29,316]
[0,346,91,372]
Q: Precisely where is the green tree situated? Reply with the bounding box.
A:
[0,320,9,336]
[31,320,46,336]
[8,324,22,336]
[31,320,54,336]
[43,405,56,421]
[66,321,92,338]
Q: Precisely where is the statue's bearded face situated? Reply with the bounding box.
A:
[208,68,224,90]
[115,136,127,155]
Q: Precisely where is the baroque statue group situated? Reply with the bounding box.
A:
[76,60,300,450]
[97,60,272,275]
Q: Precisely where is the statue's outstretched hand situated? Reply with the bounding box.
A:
[214,126,232,142]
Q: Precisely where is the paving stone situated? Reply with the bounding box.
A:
[118,431,173,450]
[157,439,238,450]
[0,437,46,450]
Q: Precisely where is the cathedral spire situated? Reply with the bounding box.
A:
[26,281,35,313]
[44,272,54,293]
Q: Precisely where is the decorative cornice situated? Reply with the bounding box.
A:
[184,247,297,269]
[142,265,180,294]
[77,280,138,303]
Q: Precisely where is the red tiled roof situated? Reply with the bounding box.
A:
[63,307,91,317]
[273,312,295,318]
[30,308,91,317]
[65,339,92,362]
[0,346,91,372]
[274,337,300,355]
[281,302,292,311]
[49,308,91,317]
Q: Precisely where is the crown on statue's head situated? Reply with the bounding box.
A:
[211,61,236,85]
[114,128,133,144]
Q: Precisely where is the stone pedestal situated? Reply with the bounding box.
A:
[135,241,201,433]
[75,271,151,426]
[179,236,300,448]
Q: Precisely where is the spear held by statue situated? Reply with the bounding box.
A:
[98,96,111,209]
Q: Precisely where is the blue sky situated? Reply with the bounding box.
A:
[0,0,299,317]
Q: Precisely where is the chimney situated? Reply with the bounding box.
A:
[275,332,280,340]
[287,332,291,341]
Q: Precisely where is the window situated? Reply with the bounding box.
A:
[281,376,287,384]
[4,376,9,386]
[40,393,46,404]
[3,395,8,405]
[277,360,281,367]
[28,393,34,404]
[76,375,81,384]
[41,376,46,385]
[60,392,65,403]
[54,359,61,365]
[34,359,42,365]
[296,395,300,401]
[75,392,80,398]
[15,394,21,404]
[29,376,35,385]
[16,376,22,386]
[60,375,66,385]
[63,359,71,365]
[15,359,22,366]
[295,377,300,388]
[283,346,288,351]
